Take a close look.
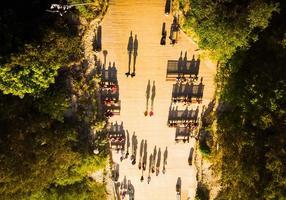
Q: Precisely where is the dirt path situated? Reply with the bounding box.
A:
[98,0,217,199]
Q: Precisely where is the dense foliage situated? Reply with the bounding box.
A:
[0,0,108,199]
[179,0,279,60]
[215,17,286,199]
[179,0,286,199]
[0,31,80,98]
[0,0,81,98]
[0,91,108,199]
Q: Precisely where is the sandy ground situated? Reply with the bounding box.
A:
[98,0,217,199]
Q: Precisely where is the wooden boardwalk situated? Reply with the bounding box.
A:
[98,0,216,199]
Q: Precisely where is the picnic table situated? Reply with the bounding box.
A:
[100,87,119,102]
[168,107,199,127]
[99,65,118,86]
[103,100,121,115]
[166,55,200,81]
[106,122,125,150]
[172,82,204,103]
[175,127,190,143]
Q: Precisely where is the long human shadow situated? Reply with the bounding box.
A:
[152,146,157,173]
[131,132,138,165]
[139,139,144,169]
[163,147,168,166]
[125,130,130,158]
[188,147,194,165]
[126,31,133,77]
[165,0,171,15]
[177,51,183,77]
[195,55,201,75]
[143,140,148,171]
[151,81,156,111]
[131,34,138,77]
[145,80,151,116]
[190,54,200,79]
[183,51,188,76]
[139,139,144,159]
[160,22,167,45]
[156,148,161,176]
[148,153,152,184]
[103,50,108,66]
[149,153,153,173]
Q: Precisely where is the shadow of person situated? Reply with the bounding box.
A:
[125,130,130,158]
[131,132,136,164]
[139,139,144,169]
[165,0,171,15]
[150,81,156,116]
[160,22,167,45]
[131,34,138,77]
[132,132,138,165]
[196,77,204,103]
[139,139,144,158]
[149,153,153,173]
[188,147,194,165]
[163,147,168,166]
[143,140,148,170]
[156,148,161,176]
[152,146,157,173]
[177,51,183,79]
[195,55,201,78]
[108,62,112,83]
[111,62,118,83]
[145,80,151,116]
[126,31,133,77]
[176,177,182,192]
[190,54,199,79]
[183,51,188,77]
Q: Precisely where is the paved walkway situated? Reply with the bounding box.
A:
[99,0,216,199]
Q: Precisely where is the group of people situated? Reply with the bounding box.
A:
[118,177,135,200]
[160,16,180,46]
[119,132,169,184]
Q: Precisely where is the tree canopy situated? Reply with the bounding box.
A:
[179,0,286,199]
[0,0,108,199]
[0,29,80,98]
[181,0,279,60]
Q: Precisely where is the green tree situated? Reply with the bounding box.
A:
[181,0,279,60]
[0,31,80,98]
[213,3,286,198]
